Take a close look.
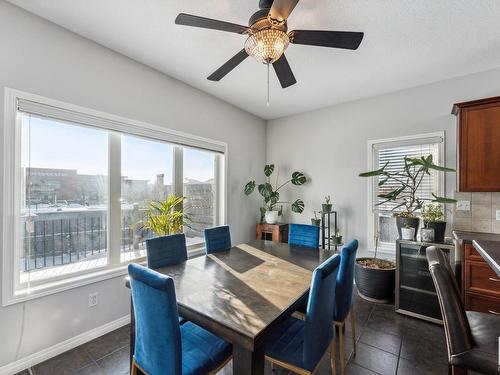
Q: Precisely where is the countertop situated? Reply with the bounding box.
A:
[452,230,500,276]
[472,240,500,276]
[452,230,500,244]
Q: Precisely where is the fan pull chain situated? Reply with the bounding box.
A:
[266,62,270,107]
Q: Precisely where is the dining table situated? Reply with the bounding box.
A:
[125,239,337,375]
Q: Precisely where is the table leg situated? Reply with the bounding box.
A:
[232,344,265,375]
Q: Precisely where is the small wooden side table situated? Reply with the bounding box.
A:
[256,223,289,243]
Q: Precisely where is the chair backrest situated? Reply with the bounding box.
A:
[426,246,472,358]
[128,263,181,375]
[145,233,187,269]
[303,254,341,370]
[204,225,231,254]
[288,224,320,248]
[333,239,359,322]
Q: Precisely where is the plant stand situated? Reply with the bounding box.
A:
[321,211,342,250]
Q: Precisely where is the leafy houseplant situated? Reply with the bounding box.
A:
[355,234,396,303]
[359,154,456,239]
[244,164,307,224]
[311,211,321,226]
[422,202,447,243]
[322,195,332,213]
[139,195,191,236]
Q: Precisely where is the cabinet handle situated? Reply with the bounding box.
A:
[488,277,500,282]
[488,310,500,316]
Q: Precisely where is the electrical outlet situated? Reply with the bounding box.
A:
[88,292,98,307]
[496,210,500,221]
[456,200,471,211]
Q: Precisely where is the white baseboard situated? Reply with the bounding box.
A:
[0,315,131,375]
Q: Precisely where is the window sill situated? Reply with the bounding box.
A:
[4,246,206,306]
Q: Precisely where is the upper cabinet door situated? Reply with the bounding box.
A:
[453,97,500,192]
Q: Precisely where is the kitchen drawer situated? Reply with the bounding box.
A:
[464,244,485,262]
[465,292,500,316]
[464,260,500,298]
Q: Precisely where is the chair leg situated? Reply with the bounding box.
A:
[131,359,138,375]
[331,337,337,375]
[449,364,467,375]
[338,323,345,375]
[350,307,357,356]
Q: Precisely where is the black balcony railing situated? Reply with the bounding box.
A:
[21,201,215,272]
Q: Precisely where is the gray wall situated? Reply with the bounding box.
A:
[267,67,500,256]
[0,1,265,368]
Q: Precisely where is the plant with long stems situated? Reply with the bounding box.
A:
[359,155,456,218]
[244,164,307,215]
[138,195,192,236]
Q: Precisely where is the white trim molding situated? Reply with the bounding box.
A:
[0,315,130,375]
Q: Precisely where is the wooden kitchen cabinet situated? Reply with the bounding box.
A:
[462,244,500,314]
[452,96,500,191]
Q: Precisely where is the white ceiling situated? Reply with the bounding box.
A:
[8,0,500,119]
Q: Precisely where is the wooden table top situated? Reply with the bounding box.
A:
[126,240,337,350]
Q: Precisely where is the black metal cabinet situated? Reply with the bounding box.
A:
[395,240,455,324]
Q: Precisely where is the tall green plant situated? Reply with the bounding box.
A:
[139,195,191,236]
[244,164,307,215]
[359,155,456,218]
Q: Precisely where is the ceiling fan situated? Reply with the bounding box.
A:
[175,0,364,89]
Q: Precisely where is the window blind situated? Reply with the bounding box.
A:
[17,99,226,154]
[374,140,441,212]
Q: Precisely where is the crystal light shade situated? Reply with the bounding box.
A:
[244,29,289,64]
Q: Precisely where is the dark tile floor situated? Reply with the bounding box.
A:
[16,292,450,375]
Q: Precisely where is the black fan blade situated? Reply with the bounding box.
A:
[207,49,249,81]
[268,0,300,23]
[290,30,364,50]
[175,13,249,34]
[272,54,296,88]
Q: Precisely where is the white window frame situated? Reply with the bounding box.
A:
[366,132,445,256]
[2,88,227,305]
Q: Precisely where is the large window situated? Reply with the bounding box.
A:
[367,133,444,252]
[2,89,226,304]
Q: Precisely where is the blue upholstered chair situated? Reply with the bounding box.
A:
[145,233,188,269]
[332,239,359,375]
[288,224,320,249]
[204,225,231,254]
[265,254,341,374]
[128,263,232,375]
[145,233,189,325]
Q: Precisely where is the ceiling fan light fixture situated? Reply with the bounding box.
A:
[244,29,289,64]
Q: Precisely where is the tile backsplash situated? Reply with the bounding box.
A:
[452,191,500,233]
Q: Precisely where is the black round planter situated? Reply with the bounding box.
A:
[354,259,396,303]
[396,216,420,240]
[425,221,447,243]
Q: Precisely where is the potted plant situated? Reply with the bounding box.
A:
[333,229,342,245]
[322,195,332,213]
[311,211,321,226]
[359,155,456,239]
[139,195,192,236]
[244,164,307,224]
[401,224,416,240]
[355,234,396,303]
[422,202,447,243]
